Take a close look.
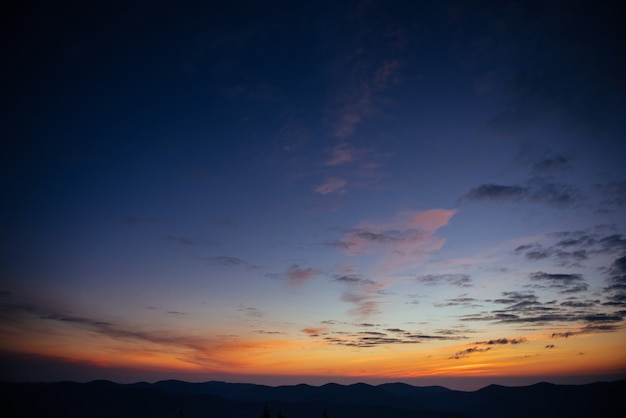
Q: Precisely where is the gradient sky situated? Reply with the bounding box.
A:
[1,1,625,390]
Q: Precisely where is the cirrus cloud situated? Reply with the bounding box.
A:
[330,208,457,274]
[314,177,347,195]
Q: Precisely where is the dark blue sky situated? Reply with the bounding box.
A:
[1,0,625,388]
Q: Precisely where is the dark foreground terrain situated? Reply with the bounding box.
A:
[1,379,623,418]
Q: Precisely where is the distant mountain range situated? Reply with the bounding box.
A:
[1,379,623,418]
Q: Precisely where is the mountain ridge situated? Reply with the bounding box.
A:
[2,379,623,418]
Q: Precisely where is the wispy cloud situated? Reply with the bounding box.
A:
[513,228,626,268]
[331,209,457,272]
[434,295,482,308]
[206,256,257,269]
[449,346,491,359]
[325,142,356,166]
[463,179,582,208]
[462,145,583,208]
[604,254,626,307]
[39,313,210,352]
[473,337,528,345]
[314,177,347,195]
[596,180,626,208]
[460,288,625,329]
[329,56,402,139]
[304,323,464,348]
[238,306,264,318]
[325,209,458,317]
[532,155,570,172]
[301,327,327,337]
[415,274,473,288]
[552,323,623,338]
[162,235,218,247]
[448,337,528,360]
[528,271,588,294]
[333,209,456,257]
[332,274,386,318]
[284,264,320,288]
[464,184,528,201]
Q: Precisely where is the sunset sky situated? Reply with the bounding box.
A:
[1,1,625,390]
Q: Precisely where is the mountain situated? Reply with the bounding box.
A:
[1,379,623,418]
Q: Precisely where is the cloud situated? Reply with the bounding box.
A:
[163,235,218,247]
[464,184,528,201]
[527,178,582,208]
[603,255,626,307]
[206,255,255,269]
[461,287,625,329]
[596,180,626,208]
[474,337,528,345]
[449,338,527,360]
[529,271,588,294]
[318,326,463,348]
[434,296,481,308]
[238,307,264,318]
[332,273,386,318]
[325,142,356,166]
[327,209,458,317]
[450,346,491,360]
[559,298,600,308]
[462,145,583,209]
[385,328,405,333]
[165,310,188,316]
[410,209,458,231]
[345,299,381,318]
[301,327,327,337]
[513,229,626,268]
[333,92,371,139]
[374,60,400,89]
[40,314,113,328]
[515,243,588,266]
[39,313,209,352]
[599,234,626,251]
[531,155,570,173]
[552,323,623,338]
[333,275,375,285]
[336,227,424,253]
[331,209,456,271]
[330,58,401,138]
[314,177,347,194]
[415,274,472,288]
[284,264,320,287]
[463,180,581,208]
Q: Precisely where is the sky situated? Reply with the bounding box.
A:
[1,0,625,391]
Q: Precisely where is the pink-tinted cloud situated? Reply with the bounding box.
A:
[332,274,394,319]
[333,92,371,138]
[314,177,347,194]
[301,327,327,336]
[325,142,356,166]
[334,208,457,274]
[374,60,400,89]
[411,209,458,231]
[285,265,319,287]
[331,59,400,138]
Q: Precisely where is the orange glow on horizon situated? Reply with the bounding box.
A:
[3,311,625,385]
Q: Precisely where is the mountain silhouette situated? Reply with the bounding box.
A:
[1,379,623,418]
